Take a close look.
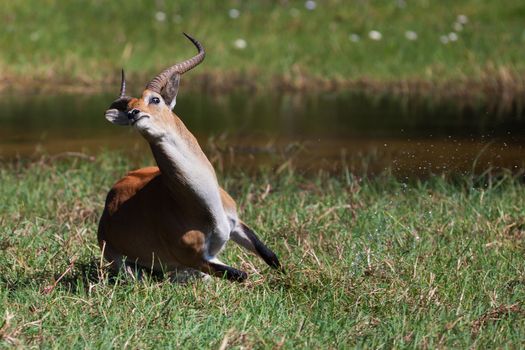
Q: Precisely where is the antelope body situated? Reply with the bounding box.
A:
[98,33,280,282]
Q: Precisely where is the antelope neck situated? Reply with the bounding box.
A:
[147,120,225,225]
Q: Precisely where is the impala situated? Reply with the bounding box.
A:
[98,33,281,282]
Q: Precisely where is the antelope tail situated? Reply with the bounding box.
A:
[231,222,282,270]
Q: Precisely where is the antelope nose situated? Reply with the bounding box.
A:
[127,109,140,119]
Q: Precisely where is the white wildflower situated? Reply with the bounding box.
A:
[405,30,418,41]
[368,30,382,41]
[448,32,458,42]
[349,33,360,42]
[457,14,468,24]
[228,8,240,19]
[305,0,316,10]
[440,35,449,44]
[233,38,247,49]
[453,22,463,32]
[155,11,166,22]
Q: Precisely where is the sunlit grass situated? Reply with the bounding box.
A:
[1,0,525,88]
[1,153,524,348]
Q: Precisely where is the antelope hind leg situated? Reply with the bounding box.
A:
[169,268,211,283]
[201,259,248,282]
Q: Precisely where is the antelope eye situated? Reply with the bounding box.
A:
[150,97,161,104]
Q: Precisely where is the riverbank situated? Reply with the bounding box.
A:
[2,1,525,111]
[1,153,524,347]
[2,67,524,115]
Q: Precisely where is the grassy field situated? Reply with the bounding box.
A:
[1,1,525,100]
[1,153,524,348]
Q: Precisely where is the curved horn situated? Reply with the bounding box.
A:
[146,32,205,93]
[119,68,126,98]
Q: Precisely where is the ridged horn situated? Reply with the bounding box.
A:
[119,68,126,98]
[145,32,205,93]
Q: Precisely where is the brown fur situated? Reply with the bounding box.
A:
[98,166,236,273]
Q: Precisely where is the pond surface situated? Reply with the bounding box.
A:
[0,91,524,177]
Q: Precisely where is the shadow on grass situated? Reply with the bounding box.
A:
[0,259,169,295]
[51,258,170,294]
[1,257,294,296]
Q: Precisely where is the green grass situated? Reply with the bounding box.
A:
[1,0,525,91]
[1,153,524,348]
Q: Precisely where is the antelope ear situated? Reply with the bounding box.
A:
[109,96,131,111]
[161,74,181,110]
[105,109,130,126]
[105,96,131,126]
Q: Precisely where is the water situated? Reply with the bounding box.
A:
[0,91,524,177]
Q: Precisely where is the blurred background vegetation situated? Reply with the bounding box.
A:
[1,0,525,95]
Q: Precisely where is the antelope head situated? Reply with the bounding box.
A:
[104,32,205,140]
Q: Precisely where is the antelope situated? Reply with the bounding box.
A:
[98,33,281,282]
